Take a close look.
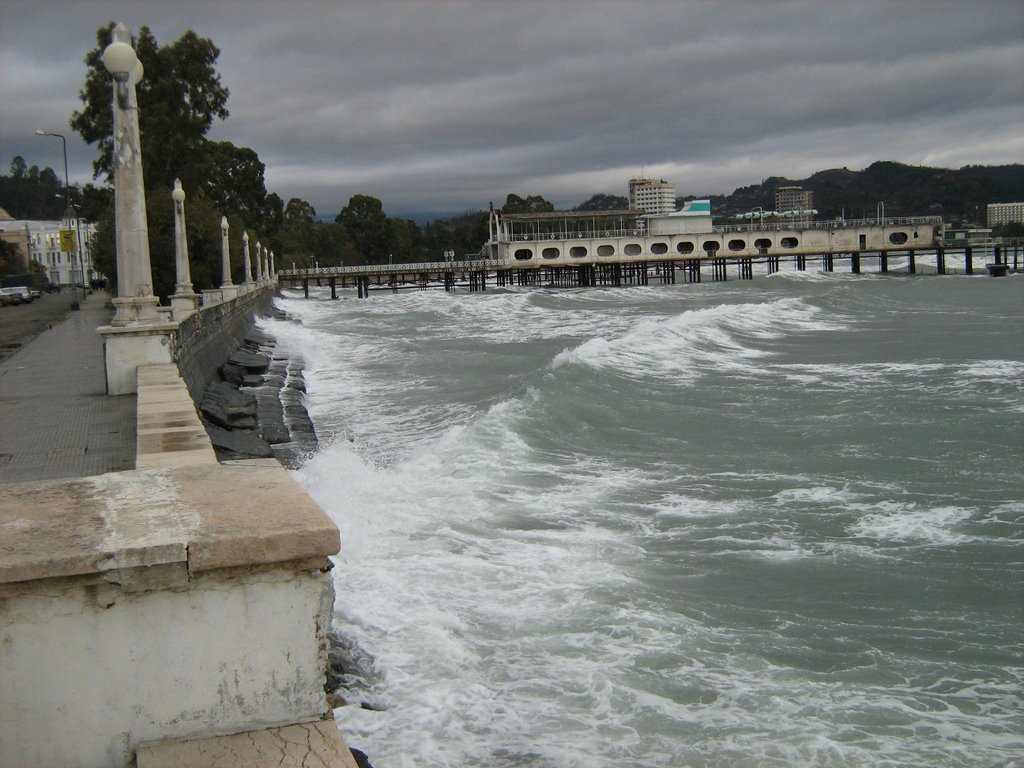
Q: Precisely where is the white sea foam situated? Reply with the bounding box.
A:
[270,282,1023,768]
[551,297,846,384]
[847,504,977,545]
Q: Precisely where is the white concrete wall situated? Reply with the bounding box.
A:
[496,223,943,267]
[0,566,333,768]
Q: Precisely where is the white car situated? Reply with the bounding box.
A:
[2,286,34,302]
[0,287,26,305]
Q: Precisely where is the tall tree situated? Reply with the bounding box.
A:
[0,157,67,219]
[502,193,554,214]
[336,194,389,264]
[71,24,230,192]
[203,140,269,228]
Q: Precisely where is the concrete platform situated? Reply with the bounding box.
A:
[136,718,359,768]
[136,363,218,468]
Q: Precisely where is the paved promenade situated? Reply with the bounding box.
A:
[0,292,135,483]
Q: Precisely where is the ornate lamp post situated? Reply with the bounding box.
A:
[97,23,178,396]
[101,24,159,326]
[220,217,238,301]
[169,179,199,318]
[242,231,254,293]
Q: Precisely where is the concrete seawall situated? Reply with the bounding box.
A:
[0,287,361,768]
[175,289,274,404]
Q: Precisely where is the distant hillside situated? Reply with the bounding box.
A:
[690,162,1024,224]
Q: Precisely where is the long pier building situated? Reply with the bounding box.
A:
[281,201,1019,297]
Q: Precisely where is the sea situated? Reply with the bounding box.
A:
[260,264,1022,768]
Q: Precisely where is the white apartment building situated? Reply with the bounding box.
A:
[0,216,99,286]
[987,202,1024,227]
[628,178,677,215]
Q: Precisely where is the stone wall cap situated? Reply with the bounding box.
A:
[0,462,340,587]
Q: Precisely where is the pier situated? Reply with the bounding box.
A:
[281,205,1020,298]
[280,242,1021,298]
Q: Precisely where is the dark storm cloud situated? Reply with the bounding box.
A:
[1,0,1021,217]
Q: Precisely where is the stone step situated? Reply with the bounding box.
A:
[136,718,360,768]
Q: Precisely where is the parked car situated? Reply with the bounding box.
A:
[4,286,34,302]
[0,287,25,305]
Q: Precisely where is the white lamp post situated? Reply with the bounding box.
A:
[169,179,199,318]
[220,217,238,301]
[242,231,253,292]
[101,23,159,325]
[97,23,177,396]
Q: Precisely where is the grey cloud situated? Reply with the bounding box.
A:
[2,0,1022,218]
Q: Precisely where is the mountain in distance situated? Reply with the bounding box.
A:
[421,162,1022,229]
[689,161,1024,225]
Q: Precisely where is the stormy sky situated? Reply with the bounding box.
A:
[1,0,1021,218]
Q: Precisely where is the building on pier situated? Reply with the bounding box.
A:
[485,199,943,267]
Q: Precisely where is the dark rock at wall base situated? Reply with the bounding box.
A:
[200,381,258,430]
[221,349,271,386]
[350,748,374,768]
[193,307,320,466]
[205,424,274,460]
[256,386,291,445]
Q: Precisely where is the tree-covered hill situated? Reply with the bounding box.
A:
[697,161,1024,225]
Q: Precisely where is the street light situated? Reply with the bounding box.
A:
[101,40,139,109]
[100,23,160,327]
[35,129,85,309]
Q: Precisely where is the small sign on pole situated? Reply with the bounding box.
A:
[59,229,77,252]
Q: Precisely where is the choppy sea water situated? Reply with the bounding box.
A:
[261,269,1022,768]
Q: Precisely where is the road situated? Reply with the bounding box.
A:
[0,290,91,365]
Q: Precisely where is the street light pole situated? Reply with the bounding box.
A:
[35,129,84,308]
[102,23,160,325]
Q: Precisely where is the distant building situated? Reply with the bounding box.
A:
[628,178,677,215]
[774,185,813,214]
[774,185,815,227]
[0,215,100,286]
[987,202,1024,227]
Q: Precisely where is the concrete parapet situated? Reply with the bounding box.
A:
[0,457,341,767]
[136,363,218,468]
[97,320,179,395]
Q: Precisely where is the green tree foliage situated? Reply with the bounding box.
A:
[0,239,21,276]
[575,193,628,211]
[501,193,554,214]
[203,140,270,228]
[0,157,69,219]
[336,194,389,264]
[72,24,229,191]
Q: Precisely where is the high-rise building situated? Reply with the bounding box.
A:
[987,202,1024,227]
[628,178,677,215]
[774,186,813,214]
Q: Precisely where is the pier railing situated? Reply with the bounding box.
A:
[281,260,491,277]
[496,215,944,241]
[716,215,943,234]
